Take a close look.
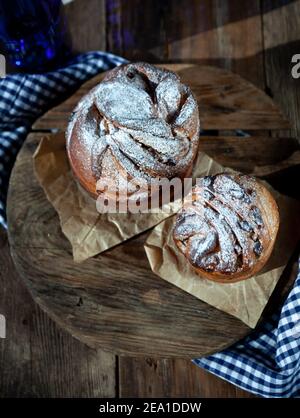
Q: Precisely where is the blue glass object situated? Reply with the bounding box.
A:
[0,0,72,72]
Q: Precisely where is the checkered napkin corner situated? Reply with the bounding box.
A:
[0,51,128,228]
[194,258,300,398]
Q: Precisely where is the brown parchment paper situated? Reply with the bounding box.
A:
[144,170,300,328]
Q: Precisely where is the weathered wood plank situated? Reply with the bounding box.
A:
[263,0,300,141]
[106,0,168,61]
[119,358,256,397]
[0,229,116,398]
[64,0,106,53]
[166,0,265,88]
[105,0,265,88]
[199,135,300,181]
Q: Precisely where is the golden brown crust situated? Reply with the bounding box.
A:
[66,62,200,201]
[173,173,280,283]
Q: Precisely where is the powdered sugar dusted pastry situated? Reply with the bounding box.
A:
[66,62,200,200]
[173,173,280,283]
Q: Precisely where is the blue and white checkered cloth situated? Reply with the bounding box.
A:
[1,51,299,398]
[194,260,300,397]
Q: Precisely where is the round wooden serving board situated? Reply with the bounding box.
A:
[7,64,300,357]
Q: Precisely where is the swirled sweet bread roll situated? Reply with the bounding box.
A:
[173,174,280,283]
[66,62,200,200]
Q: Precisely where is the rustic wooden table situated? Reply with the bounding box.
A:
[1,0,300,397]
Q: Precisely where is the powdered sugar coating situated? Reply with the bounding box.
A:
[66,63,200,193]
[173,174,273,276]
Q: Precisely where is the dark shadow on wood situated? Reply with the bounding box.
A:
[263,165,300,199]
[106,0,298,53]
